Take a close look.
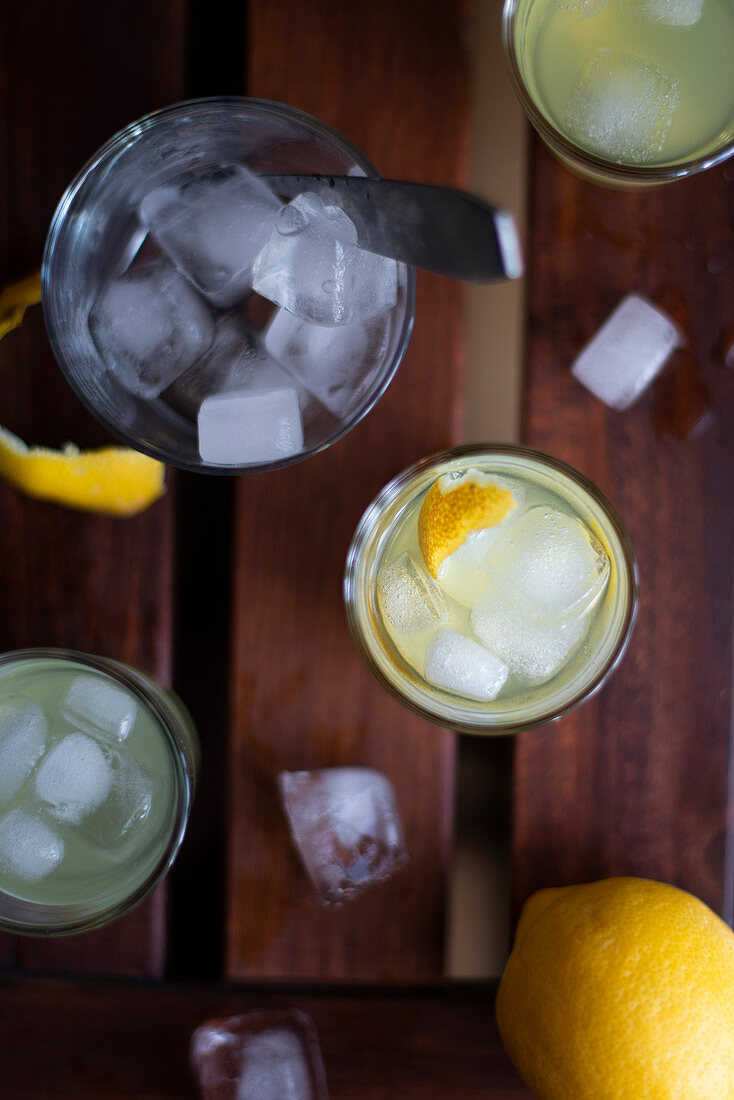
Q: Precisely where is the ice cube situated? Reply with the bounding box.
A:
[35,733,112,824]
[191,1010,328,1100]
[488,507,610,623]
[0,696,48,805]
[556,0,610,18]
[620,0,703,24]
[85,752,153,851]
[437,526,506,606]
[88,257,215,398]
[471,590,587,684]
[252,192,398,327]
[424,628,509,700]
[0,809,64,882]
[565,49,680,164]
[263,307,390,417]
[198,387,304,466]
[171,315,315,418]
[378,552,447,635]
[140,165,282,308]
[279,767,407,905]
[571,294,683,409]
[61,675,138,742]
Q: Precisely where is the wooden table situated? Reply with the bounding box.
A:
[0,1,732,1095]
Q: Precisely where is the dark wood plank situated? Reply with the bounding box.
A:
[226,0,470,980]
[0,978,532,1099]
[513,140,734,919]
[0,0,187,976]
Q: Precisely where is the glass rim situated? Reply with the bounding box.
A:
[344,443,639,735]
[42,96,417,475]
[0,647,196,936]
[501,0,734,185]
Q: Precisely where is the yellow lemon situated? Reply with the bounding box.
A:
[417,468,515,578]
[496,877,734,1100]
[0,426,165,517]
[0,270,42,338]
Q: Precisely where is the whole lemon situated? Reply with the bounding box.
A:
[496,877,734,1100]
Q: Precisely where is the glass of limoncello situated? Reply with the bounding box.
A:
[0,649,199,935]
[503,0,734,184]
[344,446,637,734]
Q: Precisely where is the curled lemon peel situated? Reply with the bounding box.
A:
[0,270,166,516]
[417,470,516,578]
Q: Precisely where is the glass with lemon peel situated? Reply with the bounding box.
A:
[344,445,637,733]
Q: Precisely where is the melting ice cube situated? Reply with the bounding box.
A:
[263,307,390,417]
[0,696,48,805]
[61,675,138,743]
[378,552,447,635]
[279,767,407,905]
[565,49,680,164]
[88,257,215,398]
[198,387,304,466]
[571,293,683,409]
[424,628,509,701]
[471,590,587,684]
[253,192,398,327]
[488,507,610,624]
[0,808,64,882]
[191,1010,328,1100]
[620,0,703,24]
[85,753,153,851]
[140,165,282,308]
[35,733,113,824]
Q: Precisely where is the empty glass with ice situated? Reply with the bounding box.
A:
[43,100,415,471]
[344,445,637,733]
[0,649,198,935]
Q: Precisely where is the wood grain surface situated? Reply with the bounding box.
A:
[0,978,533,1099]
[513,139,734,920]
[225,0,470,981]
[0,0,186,977]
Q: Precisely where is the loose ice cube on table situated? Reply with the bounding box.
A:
[425,628,508,701]
[565,49,680,164]
[378,552,447,635]
[488,507,609,623]
[198,387,304,465]
[279,767,407,905]
[620,0,703,24]
[471,591,587,684]
[571,293,683,409]
[140,165,282,308]
[35,733,112,824]
[0,809,64,882]
[191,1010,328,1100]
[89,257,214,398]
[253,192,398,326]
[263,308,389,417]
[172,315,315,417]
[61,675,138,743]
[0,697,48,805]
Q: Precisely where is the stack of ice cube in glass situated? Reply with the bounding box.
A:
[87,165,399,466]
[378,477,611,704]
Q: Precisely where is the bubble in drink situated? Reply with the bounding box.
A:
[555,0,610,19]
[565,49,680,163]
[198,387,304,466]
[263,307,389,416]
[253,191,398,327]
[0,809,64,883]
[424,628,509,700]
[88,257,215,398]
[378,552,447,634]
[487,507,610,624]
[571,293,683,410]
[34,732,113,824]
[140,165,282,308]
[0,697,48,805]
[471,590,588,684]
[279,767,407,905]
[61,674,138,742]
[620,0,703,25]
